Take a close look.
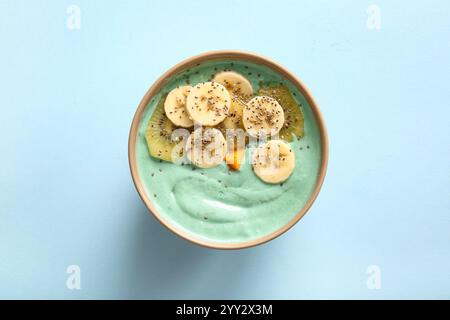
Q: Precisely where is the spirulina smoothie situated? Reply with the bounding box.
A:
[135,59,322,244]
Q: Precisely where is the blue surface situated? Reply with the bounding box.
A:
[0,0,449,299]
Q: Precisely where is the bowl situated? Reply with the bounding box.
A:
[129,50,328,249]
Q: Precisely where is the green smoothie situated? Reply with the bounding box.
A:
[135,60,322,243]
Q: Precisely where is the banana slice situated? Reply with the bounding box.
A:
[222,99,245,131]
[186,127,227,168]
[243,96,284,138]
[164,86,194,127]
[252,140,295,184]
[186,82,231,126]
[213,71,253,99]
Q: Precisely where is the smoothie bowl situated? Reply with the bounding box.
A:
[129,51,328,249]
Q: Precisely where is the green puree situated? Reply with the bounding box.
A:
[136,60,322,243]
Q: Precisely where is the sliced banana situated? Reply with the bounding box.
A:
[220,99,247,151]
[185,82,231,126]
[243,96,284,138]
[213,71,253,99]
[252,140,295,184]
[186,127,227,168]
[164,86,194,128]
[222,99,245,131]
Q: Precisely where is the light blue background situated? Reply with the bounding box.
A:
[0,0,449,299]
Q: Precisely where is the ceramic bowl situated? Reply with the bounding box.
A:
[129,50,328,249]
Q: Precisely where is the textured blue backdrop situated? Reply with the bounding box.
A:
[0,0,449,299]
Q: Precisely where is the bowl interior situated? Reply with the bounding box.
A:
[129,51,328,249]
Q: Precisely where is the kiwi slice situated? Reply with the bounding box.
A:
[258,84,305,141]
[144,95,181,162]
